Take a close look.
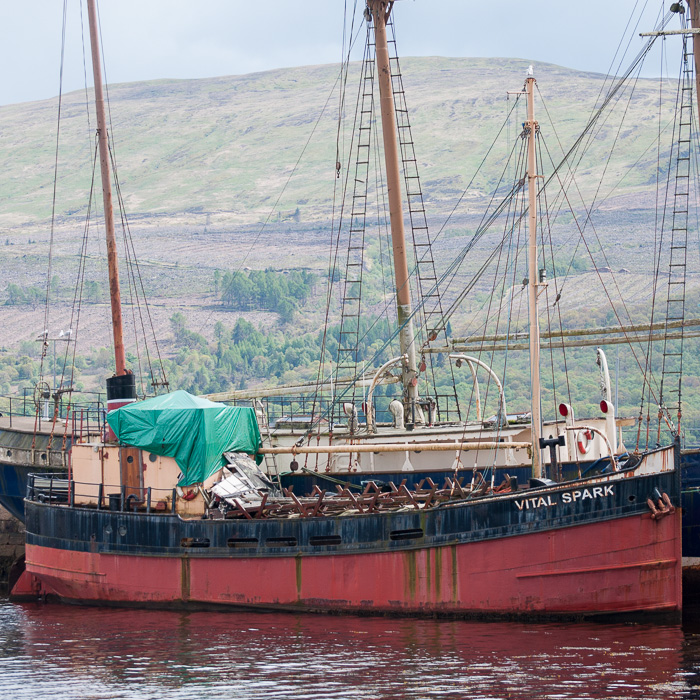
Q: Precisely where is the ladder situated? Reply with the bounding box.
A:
[386,23,461,420]
[255,399,280,484]
[659,34,694,434]
[334,28,376,422]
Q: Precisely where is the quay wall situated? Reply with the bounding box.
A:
[0,505,24,592]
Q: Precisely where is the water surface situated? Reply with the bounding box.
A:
[1,600,699,699]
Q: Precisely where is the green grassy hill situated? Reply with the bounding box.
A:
[0,56,697,440]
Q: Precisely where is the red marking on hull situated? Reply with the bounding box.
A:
[25,512,681,617]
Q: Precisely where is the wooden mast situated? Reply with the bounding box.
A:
[368,0,419,414]
[687,2,700,122]
[525,75,543,477]
[87,0,126,377]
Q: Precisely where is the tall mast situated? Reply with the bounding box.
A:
[525,75,543,477]
[368,0,419,411]
[87,0,126,377]
[688,1,700,121]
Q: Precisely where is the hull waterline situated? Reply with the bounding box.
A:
[23,449,682,621]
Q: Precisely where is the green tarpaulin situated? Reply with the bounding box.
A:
[106,390,262,486]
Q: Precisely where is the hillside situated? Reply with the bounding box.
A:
[0,57,688,339]
[0,55,697,438]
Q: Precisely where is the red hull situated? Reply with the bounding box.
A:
[25,511,681,617]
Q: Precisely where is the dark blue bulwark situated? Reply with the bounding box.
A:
[25,456,679,561]
[0,462,34,521]
[682,448,700,558]
[0,425,73,522]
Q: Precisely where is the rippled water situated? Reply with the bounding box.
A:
[1,600,700,699]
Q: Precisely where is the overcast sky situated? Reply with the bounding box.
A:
[0,0,677,106]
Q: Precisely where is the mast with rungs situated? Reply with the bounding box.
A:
[525,74,543,477]
[368,0,419,417]
[687,1,700,119]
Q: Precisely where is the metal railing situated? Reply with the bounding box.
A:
[230,392,464,431]
[26,473,178,514]
[0,390,106,442]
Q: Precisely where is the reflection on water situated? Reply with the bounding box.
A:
[0,600,699,699]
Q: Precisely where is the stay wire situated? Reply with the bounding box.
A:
[309,14,368,427]
[641,32,670,448]
[60,138,100,403]
[41,0,69,386]
[539,132,664,410]
[299,9,673,430]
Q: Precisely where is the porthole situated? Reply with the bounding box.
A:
[265,537,297,547]
[149,453,158,463]
[309,535,342,546]
[228,538,258,548]
[126,455,134,464]
[390,528,424,541]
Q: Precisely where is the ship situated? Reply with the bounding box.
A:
[14,0,683,620]
[0,5,694,518]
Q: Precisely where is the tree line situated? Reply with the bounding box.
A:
[215,269,317,319]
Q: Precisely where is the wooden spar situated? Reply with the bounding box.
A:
[203,374,398,403]
[431,329,700,354]
[368,1,419,409]
[259,441,532,455]
[87,0,126,377]
[525,75,542,478]
[449,317,700,346]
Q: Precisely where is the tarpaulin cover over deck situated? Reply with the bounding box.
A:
[106,390,262,485]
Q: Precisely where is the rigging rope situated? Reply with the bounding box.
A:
[39,0,69,390]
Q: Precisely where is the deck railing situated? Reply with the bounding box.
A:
[0,390,106,443]
[231,392,464,431]
[26,473,178,514]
